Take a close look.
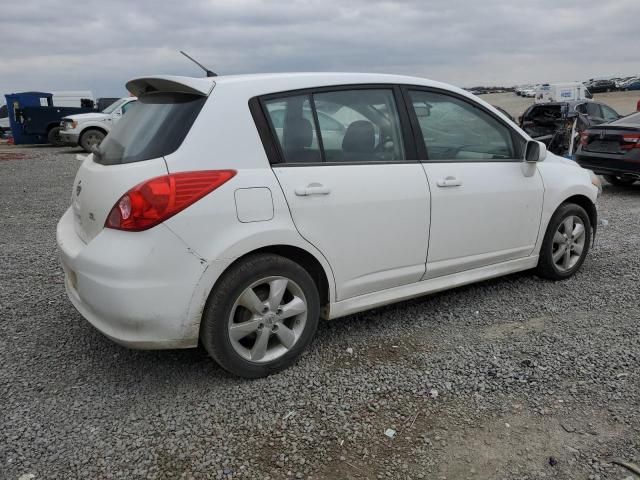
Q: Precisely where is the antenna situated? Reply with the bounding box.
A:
[180,51,217,77]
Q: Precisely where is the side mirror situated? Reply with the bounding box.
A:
[113,109,122,117]
[525,140,546,163]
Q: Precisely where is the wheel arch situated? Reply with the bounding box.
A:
[244,245,331,311]
[189,243,335,342]
[46,122,60,132]
[561,194,597,239]
[80,125,108,138]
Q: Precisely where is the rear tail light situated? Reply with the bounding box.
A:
[621,133,640,150]
[580,132,590,146]
[105,170,236,231]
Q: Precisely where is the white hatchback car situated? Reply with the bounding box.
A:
[57,73,599,378]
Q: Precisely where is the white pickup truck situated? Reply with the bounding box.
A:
[59,97,137,151]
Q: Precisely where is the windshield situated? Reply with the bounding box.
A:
[95,92,206,165]
[101,98,128,114]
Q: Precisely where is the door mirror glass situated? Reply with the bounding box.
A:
[525,140,546,162]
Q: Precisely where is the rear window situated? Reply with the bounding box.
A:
[94,92,206,165]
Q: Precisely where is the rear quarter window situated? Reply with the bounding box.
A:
[95,92,206,165]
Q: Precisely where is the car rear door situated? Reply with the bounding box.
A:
[404,87,544,279]
[257,86,431,301]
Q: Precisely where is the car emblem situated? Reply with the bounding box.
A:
[599,132,605,140]
[76,181,82,196]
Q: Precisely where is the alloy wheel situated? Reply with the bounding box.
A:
[228,276,308,363]
[552,215,586,272]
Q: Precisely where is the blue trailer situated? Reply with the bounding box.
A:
[5,92,94,145]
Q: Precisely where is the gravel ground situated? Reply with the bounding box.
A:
[1,144,640,480]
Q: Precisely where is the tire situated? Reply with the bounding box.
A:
[79,129,106,152]
[536,203,591,280]
[603,175,636,186]
[47,127,64,146]
[200,254,320,378]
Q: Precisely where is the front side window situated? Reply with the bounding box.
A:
[262,88,406,164]
[409,90,516,160]
[121,100,137,114]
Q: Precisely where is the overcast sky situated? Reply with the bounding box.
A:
[1,0,639,98]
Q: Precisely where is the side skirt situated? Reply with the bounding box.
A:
[328,256,539,320]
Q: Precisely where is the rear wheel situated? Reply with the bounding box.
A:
[79,129,105,152]
[47,127,64,146]
[200,254,320,378]
[604,175,637,186]
[536,203,591,280]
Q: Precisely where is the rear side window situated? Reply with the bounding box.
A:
[262,88,406,164]
[264,95,322,164]
[586,102,602,118]
[95,92,206,165]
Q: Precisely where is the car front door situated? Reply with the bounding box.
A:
[404,88,544,279]
[259,87,431,301]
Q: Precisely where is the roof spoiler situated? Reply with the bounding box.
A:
[126,75,215,97]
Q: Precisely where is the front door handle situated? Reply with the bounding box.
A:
[436,176,462,187]
[295,183,331,196]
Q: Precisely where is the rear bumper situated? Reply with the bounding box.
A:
[56,208,208,349]
[575,151,640,177]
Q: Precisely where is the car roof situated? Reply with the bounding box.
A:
[127,72,470,98]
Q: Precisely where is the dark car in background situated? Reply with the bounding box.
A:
[575,112,640,186]
[586,79,617,93]
[623,79,640,91]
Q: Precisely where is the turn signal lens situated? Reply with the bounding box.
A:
[105,170,236,231]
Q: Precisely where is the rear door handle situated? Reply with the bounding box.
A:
[295,183,331,196]
[436,176,462,187]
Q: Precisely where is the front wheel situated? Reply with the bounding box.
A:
[48,127,64,146]
[79,129,105,152]
[200,254,320,378]
[536,203,591,280]
[604,175,636,186]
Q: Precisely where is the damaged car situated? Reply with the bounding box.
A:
[519,100,621,156]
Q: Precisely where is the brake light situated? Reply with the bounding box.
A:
[621,133,640,150]
[105,170,236,231]
[580,132,590,146]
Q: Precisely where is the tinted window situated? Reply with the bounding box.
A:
[409,90,515,160]
[601,104,619,122]
[586,102,602,118]
[313,89,405,162]
[95,92,205,165]
[264,95,321,163]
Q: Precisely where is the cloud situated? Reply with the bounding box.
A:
[1,0,639,98]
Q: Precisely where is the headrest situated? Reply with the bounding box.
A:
[342,120,375,153]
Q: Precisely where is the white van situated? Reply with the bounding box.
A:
[535,83,590,103]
